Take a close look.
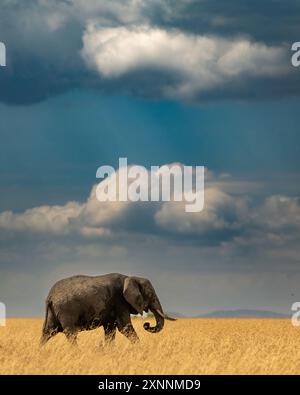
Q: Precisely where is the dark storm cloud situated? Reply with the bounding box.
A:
[158,0,300,45]
[0,0,299,104]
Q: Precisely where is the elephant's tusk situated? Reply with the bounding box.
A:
[156,309,177,321]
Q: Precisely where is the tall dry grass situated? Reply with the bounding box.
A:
[0,318,300,374]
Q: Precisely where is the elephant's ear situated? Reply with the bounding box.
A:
[123,277,144,315]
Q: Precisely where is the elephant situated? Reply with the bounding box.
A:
[40,273,175,346]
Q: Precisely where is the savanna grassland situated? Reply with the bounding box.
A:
[0,317,299,374]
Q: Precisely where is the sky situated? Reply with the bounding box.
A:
[0,0,300,316]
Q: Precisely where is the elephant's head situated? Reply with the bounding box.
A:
[123,276,176,333]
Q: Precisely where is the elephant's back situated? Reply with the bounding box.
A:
[46,273,124,306]
[47,275,93,300]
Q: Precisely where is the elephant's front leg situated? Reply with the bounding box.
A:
[116,310,139,343]
[103,321,117,344]
[120,323,139,343]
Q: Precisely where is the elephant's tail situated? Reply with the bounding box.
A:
[42,300,49,332]
[42,300,60,335]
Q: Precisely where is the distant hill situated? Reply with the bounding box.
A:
[145,309,289,319]
[166,311,186,318]
[197,309,289,318]
[144,311,186,318]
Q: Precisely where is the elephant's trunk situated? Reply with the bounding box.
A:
[143,296,165,333]
[143,308,165,333]
[143,293,176,334]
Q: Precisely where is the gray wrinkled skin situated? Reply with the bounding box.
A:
[40,273,173,346]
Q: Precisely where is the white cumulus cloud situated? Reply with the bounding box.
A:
[81,25,288,99]
[155,187,249,235]
[0,166,299,249]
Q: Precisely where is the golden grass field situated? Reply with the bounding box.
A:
[0,317,299,374]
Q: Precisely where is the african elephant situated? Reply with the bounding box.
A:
[40,273,175,346]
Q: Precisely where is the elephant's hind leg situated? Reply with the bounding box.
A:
[40,328,60,346]
[60,312,79,346]
[63,328,78,346]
